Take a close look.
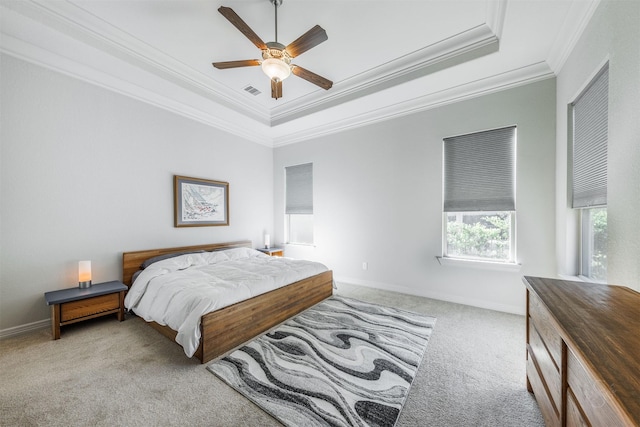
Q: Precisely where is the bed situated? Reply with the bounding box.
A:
[122,240,333,364]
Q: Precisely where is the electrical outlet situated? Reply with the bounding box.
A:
[362,262,368,270]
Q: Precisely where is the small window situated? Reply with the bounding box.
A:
[285,163,313,245]
[580,207,607,282]
[443,126,516,263]
[445,211,515,262]
[287,213,313,245]
[570,63,608,281]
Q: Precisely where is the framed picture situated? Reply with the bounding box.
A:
[174,175,229,227]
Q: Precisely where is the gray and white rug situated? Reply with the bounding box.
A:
[207,295,436,427]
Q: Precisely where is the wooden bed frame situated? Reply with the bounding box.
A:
[122,240,333,364]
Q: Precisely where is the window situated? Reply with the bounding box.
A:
[443,126,516,263]
[285,163,313,245]
[581,207,607,281]
[571,63,608,281]
[445,211,515,262]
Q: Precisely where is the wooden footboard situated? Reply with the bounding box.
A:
[199,270,333,363]
[122,241,333,364]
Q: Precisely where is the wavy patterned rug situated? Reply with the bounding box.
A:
[207,295,436,427]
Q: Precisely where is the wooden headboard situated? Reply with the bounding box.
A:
[122,240,252,286]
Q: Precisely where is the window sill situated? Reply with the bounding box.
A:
[577,275,607,284]
[436,256,522,272]
[558,274,583,281]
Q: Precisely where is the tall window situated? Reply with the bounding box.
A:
[443,126,516,263]
[571,64,608,282]
[285,163,313,245]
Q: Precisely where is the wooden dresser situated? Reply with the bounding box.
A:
[523,276,640,427]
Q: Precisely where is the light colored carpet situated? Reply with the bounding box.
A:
[0,283,543,426]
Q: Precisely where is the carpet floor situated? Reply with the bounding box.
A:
[0,283,543,426]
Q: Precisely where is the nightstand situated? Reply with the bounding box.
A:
[256,247,284,257]
[44,280,127,339]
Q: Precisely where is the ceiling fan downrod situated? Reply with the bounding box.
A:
[270,0,283,42]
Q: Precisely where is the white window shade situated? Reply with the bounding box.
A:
[572,64,609,208]
[443,126,516,212]
[285,163,313,214]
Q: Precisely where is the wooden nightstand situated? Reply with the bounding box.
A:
[44,280,127,339]
[256,247,284,257]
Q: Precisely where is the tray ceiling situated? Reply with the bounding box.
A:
[0,0,599,146]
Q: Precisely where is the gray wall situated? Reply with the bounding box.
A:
[0,55,273,332]
[3,0,637,334]
[555,0,640,289]
[274,78,558,314]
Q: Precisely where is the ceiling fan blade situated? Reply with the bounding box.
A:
[285,25,328,58]
[218,6,266,50]
[271,79,283,99]
[292,66,333,90]
[212,59,261,69]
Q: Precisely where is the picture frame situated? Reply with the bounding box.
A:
[174,175,229,227]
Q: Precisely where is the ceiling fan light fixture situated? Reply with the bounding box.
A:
[261,58,291,81]
[261,42,291,81]
[213,3,332,99]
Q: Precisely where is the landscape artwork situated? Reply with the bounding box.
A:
[174,175,229,227]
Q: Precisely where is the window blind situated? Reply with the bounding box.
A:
[443,126,516,212]
[571,64,608,208]
[285,163,313,214]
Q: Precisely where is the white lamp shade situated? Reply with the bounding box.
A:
[261,58,291,81]
[264,234,271,248]
[78,260,92,282]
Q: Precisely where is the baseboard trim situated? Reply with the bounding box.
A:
[335,276,524,315]
[0,319,49,340]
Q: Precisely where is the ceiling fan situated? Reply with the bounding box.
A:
[212,0,333,100]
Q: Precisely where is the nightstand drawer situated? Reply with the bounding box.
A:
[45,280,127,339]
[61,293,120,322]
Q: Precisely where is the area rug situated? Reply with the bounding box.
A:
[207,295,436,427]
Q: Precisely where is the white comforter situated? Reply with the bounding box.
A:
[124,247,328,357]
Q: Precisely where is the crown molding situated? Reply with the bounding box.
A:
[270,0,508,124]
[2,0,573,149]
[0,32,273,146]
[485,0,508,40]
[2,0,271,125]
[270,23,500,126]
[272,62,555,147]
[546,0,601,74]
[2,0,505,129]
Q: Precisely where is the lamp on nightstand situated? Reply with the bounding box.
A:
[78,260,92,288]
[264,234,271,249]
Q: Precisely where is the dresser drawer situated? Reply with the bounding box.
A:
[566,388,589,427]
[567,349,629,426]
[528,321,561,410]
[523,277,640,427]
[526,355,560,427]
[61,293,120,322]
[528,292,562,366]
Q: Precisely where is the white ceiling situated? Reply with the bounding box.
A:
[0,0,599,146]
